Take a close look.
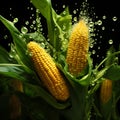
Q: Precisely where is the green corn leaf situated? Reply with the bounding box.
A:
[30,0,72,52]
[103,64,120,81]
[0,46,13,63]
[0,15,20,34]
[30,0,52,20]
[0,64,33,82]
[0,15,33,69]
[23,83,70,110]
[11,33,33,69]
[23,32,46,43]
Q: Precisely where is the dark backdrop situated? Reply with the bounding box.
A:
[0,0,120,63]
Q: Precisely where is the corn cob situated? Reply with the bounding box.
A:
[10,80,23,92]
[27,41,70,101]
[9,94,21,120]
[100,79,112,104]
[66,19,89,76]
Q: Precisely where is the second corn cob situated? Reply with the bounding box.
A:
[66,19,89,76]
[9,94,21,120]
[10,79,23,93]
[100,79,113,104]
[27,41,70,101]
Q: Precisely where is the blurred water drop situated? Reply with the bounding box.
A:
[108,39,113,44]
[40,42,45,48]
[36,9,40,13]
[102,15,106,19]
[32,20,36,24]
[27,6,30,10]
[73,10,77,14]
[89,21,94,28]
[98,46,100,50]
[25,21,29,25]
[21,27,28,34]
[9,8,12,10]
[30,7,34,10]
[97,54,99,57]
[9,54,14,58]
[13,18,18,24]
[90,43,94,48]
[112,16,117,21]
[63,11,66,15]
[31,14,34,17]
[97,20,102,26]
[73,17,77,22]
[62,5,66,8]
[112,28,115,31]
[36,17,40,23]
[30,24,34,29]
[102,26,105,30]
[4,35,8,39]
[92,50,96,54]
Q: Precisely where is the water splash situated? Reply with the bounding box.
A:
[21,27,28,34]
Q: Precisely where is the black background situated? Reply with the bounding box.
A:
[0,0,120,65]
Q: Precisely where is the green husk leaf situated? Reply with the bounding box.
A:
[0,15,33,69]
[0,15,20,34]
[23,83,70,109]
[0,64,33,82]
[103,64,120,81]
[0,46,13,63]
[30,0,72,52]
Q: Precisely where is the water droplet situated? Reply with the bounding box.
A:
[21,27,28,34]
[32,14,34,17]
[9,54,14,58]
[92,50,96,54]
[112,16,117,21]
[30,7,34,10]
[36,9,40,13]
[19,34,23,38]
[63,11,66,15]
[40,42,45,48]
[97,20,102,26]
[36,17,40,23]
[32,20,36,24]
[30,24,34,29]
[73,10,77,14]
[73,17,77,22]
[108,39,113,44]
[89,21,94,28]
[4,35,8,39]
[112,28,115,31]
[98,46,100,50]
[27,6,30,10]
[102,15,106,19]
[62,5,66,8]
[13,18,18,24]
[90,43,94,48]
[102,26,105,30]
[97,55,99,58]
[75,2,77,5]
[25,21,29,25]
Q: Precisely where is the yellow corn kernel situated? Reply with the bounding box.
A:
[10,80,23,93]
[100,79,112,104]
[9,95,21,120]
[66,19,89,76]
[27,41,70,101]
